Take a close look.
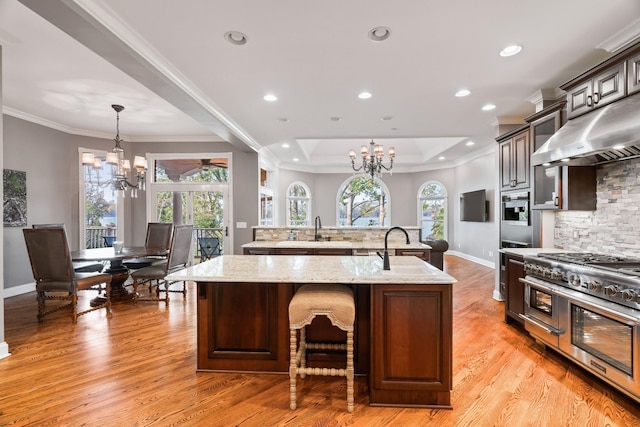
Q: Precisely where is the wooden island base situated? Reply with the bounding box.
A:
[167,255,456,408]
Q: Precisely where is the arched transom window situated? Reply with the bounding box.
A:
[286,182,311,226]
[418,181,447,240]
[338,176,389,226]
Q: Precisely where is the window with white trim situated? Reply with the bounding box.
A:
[338,176,389,226]
[418,181,447,240]
[286,182,311,226]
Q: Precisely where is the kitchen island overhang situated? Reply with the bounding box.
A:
[167,255,457,408]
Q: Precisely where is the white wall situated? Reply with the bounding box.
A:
[1,45,9,360]
[277,149,499,265]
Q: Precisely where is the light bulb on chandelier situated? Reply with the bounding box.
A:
[349,140,394,180]
[82,105,147,198]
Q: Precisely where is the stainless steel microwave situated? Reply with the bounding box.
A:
[502,192,529,226]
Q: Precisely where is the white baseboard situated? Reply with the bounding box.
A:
[0,341,10,360]
[492,289,505,301]
[3,282,35,298]
[447,251,495,269]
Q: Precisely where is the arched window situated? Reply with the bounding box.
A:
[338,176,389,226]
[418,181,447,240]
[286,182,311,226]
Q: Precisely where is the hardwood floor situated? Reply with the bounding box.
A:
[2,255,639,426]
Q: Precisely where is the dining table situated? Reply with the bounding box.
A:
[71,246,169,306]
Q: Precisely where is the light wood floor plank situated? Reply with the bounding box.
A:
[2,255,639,426]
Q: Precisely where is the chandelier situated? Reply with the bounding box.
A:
[82,105,147,197]
[349,140,395,180]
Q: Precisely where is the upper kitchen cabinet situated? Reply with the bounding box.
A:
[628,51,640,96]
[532,165,596,210]
[498,125,530,191]
[564,63,625,119]
[562,42,640,119]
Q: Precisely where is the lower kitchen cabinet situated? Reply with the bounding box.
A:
[504,253,525,325]
[396,248,431,262]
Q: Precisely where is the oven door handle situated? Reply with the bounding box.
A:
[519,276,559,293]
[518,314,564,336]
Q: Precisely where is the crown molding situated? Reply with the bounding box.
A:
[596,18,640,52]
[2,106,223,143]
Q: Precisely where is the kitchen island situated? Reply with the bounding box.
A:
[167,255,456,408]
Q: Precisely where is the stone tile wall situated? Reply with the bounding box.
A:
[554,160,640,257]
[253,226,422,245]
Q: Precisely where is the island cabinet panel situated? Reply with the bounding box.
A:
[370,284,452,408]
[243,247,275,255]
[395,248,430,262]
[197,282,293,372]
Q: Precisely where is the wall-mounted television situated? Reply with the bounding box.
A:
[460,189,488,222]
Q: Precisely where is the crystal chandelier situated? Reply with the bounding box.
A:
[349,140,395,180]
[82,105,147,197]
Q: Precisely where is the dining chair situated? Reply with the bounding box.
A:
[123,222,173,270]
[32,223,104,273]
[23,227,112,323]
[198,236,221,262]
[102,236,116,247]
[131,224,193,305]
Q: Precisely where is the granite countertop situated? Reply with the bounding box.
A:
[167,255,455,285]
[242,241,432,250]
[500,247,571,257]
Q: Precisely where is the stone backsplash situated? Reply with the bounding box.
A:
[253,226,422,245]
[554,160,640,257]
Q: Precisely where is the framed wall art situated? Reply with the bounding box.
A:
[3,169,27,227]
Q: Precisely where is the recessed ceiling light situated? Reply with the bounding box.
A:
[438,156,445,160]
[330,116,342,122]
[455,89,471,97]
[482,104,496,111]
[264,94,278,102]
[500,44,522,57]
[465,141,475,146]
[560,158,570,162]
[542,162,551,166]
[224,31,248,46]
[381,116,393,121]
[358,91,372,99]
[368,26,391,42]
[293,158,299,162]
[281,143,290,148]
[613,144,625,150]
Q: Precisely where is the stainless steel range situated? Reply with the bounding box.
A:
[521,252,640,403]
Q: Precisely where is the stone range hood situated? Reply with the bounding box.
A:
[531,92,640,167]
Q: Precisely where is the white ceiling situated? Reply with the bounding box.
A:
[2,0,640,173]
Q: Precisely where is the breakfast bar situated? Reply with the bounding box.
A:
[167,255,456,408]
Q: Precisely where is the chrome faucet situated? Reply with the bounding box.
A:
[377,226,410,270]
[314,216,322,241]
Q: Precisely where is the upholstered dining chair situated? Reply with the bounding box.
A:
[23,227,112,323]
[197,237,221,262]
[123,222,173,270]
[131,224,193,305]
[32,223,104,273]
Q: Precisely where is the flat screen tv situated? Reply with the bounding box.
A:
[460,189,488,222]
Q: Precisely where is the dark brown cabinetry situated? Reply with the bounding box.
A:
[370,284,452,407]
[243,247,275,255]
[565,63,626,119]
[503,253,525,325]
[532,166,596,210]
[628,51,640,96]
[396,248,430,262]
[499,127,530,191]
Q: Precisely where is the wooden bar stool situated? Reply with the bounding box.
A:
[288,284,355,412]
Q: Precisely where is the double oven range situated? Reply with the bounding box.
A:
[520,252,640,403]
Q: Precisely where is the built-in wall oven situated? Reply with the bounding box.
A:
[520,253,640,403]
